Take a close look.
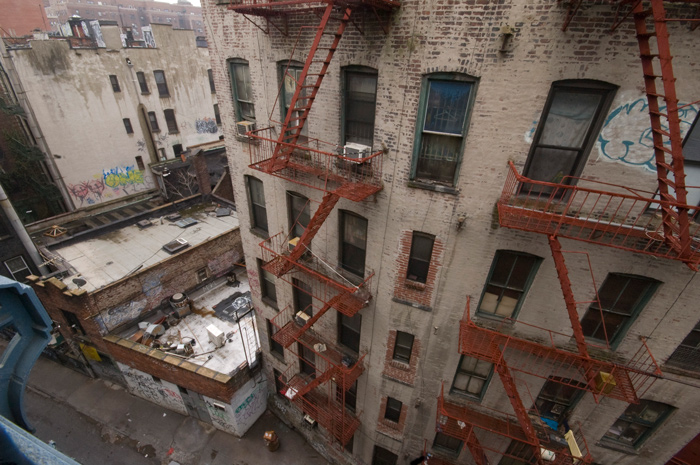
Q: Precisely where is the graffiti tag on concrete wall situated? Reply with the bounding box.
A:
[68,165,151,206]
[195,117,219,134]
[117,363,187,415]
[598,98,698,171]
[204,399,235,433]
[232,381,267,434]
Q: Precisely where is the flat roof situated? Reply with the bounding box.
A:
[53,204,238,292]
[115,272,256,376]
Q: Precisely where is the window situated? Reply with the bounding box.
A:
[246,176,268,233]
[580,273,659,346]
[292,278,313,317]
[287,192,310,239]
[603,400,673,448]
[4,256,31,282]
[196,267,208,283]
[372,446,398,465]
[135,156,145,171]
[267,319,284,359]
[477,250,541,319]
[123,118,133,134]
[433,432,462,454]
[214,103,221,125]
[208,68,215,93]
[343,67,377,146]
[666,320,700,372]
[173,144,183,157]
[406,232,434,283]
[229,59,255,121]
[534,377,585,423]
[273,368,286,397]
[412,73,476,186]
[523,80,616,194]
[339,312,361,353]
[340,211,367,277]
[393,331,414,364]
[299,342,316,377]
[61,310,85,336]
[499,441,535,465]
[259,260,277,306]
[148,111,160,132]
[164,109,178,133]
[109,74,121,92]
[153,70,170,97]
[384,397,402,423]
[341,381,357,412]
[279,61,307,140]
[452,355,493,399]
[158,148,166,161]
[136,71,149,93]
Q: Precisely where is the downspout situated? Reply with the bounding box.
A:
[0,183,50,276]
[0,40,75,211]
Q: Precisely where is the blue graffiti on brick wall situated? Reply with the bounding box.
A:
[598,98,699,171]
[195,117,219,134]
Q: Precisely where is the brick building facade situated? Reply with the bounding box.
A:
[202,0,700,464]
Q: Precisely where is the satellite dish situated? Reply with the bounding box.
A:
[72,278,87,288]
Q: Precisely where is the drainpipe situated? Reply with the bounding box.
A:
[0,183,50,276]
[0,40,75,211]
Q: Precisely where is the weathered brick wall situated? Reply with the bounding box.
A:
[202,0,700,463]
[392,231,444,310]
[376,395,409,441]
[0,0,49,37]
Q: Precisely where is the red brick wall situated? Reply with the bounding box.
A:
[376,396,409,440]
[0,0,49,37]
[105,339,250,402]
[383,330,421,386]
[393,230,444,310]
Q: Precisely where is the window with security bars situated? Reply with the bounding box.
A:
[412,73,476,186]
[477,250,541,319]
[603,400,673,448]
[229,59,255,122]
[343,67,377,147]
[451,355,493,399]
[665,320,700,372]
[4,256,31,283]
[580,273,659,347]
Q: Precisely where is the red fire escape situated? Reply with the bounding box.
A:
[436,0,699,463]
[228,0,399,447]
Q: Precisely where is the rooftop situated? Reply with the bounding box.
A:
[113,271,257,376]
[51,204,238,292]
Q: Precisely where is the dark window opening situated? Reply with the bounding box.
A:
[136,71,149,93]
[393,331,414,364]
[343,67,377,147]
[340,211,367,277]
[153,70,170,97]
[339,312,361,353]
[109,74,121,92]
[148,111,160,132]
[384,397,402,423]
[208,68,216,93]
[406,232,434,283]
[164,109,178,134]
[478,250,542,319]
[123,118,133,134]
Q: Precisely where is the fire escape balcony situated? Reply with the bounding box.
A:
[228,0,400,16]
[247,128,384,202]
[497,161,700,268]
[437,386,593,465]
[459,305,661,405]
[279,364,361,446]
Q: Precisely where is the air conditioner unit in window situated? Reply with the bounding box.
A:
[343,143,372,163]
[303,414,317,427]
[237,120,256,137]
[288,237,310,260]
[294,311,311,327]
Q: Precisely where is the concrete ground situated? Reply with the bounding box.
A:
[25,356,329,465]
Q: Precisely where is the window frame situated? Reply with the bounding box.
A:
[136,71,149,94]
[214,103,221,125]
[580,273,660,349]
[109,74,121,93]
[406,231,435,284]
[258,259,277,307]
[123,118,133,134]
[153,70,170,97]
[267,319,284,359]
[476,250,542,320]
[292,277,313,317]
[278,60,307,140]
[4,256,32,283]
[523,80,617,191]
[372,446,398,465]
[392,331,414,364]
[341,65,378,147]
[534,377,586,424]
[229,59,255,122]
[433,432,463,455]
[163,108,179,134]
[208,68,216,93]
[147,111,160,132]
[339,210,368,278]
[246,176,268,235]
[602,399,673,449]
[384,397,402,423]
[450,355,494,401]
[286,191,310,240]
[410,72,478,187]
[666,320,700,372]
[338,312,362,353]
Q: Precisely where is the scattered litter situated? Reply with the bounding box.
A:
[128,419,132,422]
[167,447,174,456]
[163,413,167,417]
[48,440,56,448]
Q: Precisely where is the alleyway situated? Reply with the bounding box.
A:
[25,356,329,465]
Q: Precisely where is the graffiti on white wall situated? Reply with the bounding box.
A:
[117,363,188,415]
[233,380,268,435]
[67,165,152,206]
[195,118,219,134]
[597,98,699,171]
[204,398,236,433]
[101,298,147,332]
